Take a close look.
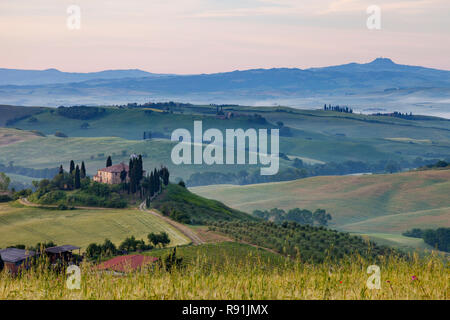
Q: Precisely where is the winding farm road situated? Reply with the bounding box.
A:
[139,201,204,245]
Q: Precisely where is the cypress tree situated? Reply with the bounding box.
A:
[154,168,160,193]
[75,165,81,189]
[137,155,143,183]
[69,160,75,174]
[160,166,169,186]
[129,159,136,194]
[149,171,155,197]
[80,161,86,179]
[106,156,112,167]
[59,165,64,175]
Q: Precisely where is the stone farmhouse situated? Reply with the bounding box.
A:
[93,163,129,185]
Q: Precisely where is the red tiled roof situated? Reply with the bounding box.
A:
[98,163,129,173]
[97,255,158,272]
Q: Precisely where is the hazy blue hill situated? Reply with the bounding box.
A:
[1,58,449,115]
[2,58,449,91]
[0,68,166,86]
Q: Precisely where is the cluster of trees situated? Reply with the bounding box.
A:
[128,155,144,194]
[247,114,267,124]
[372,111,416,119]
[142,166,170,204]
[57,106,106,120]
[147,232,170,247]
[54,131,68,138]
[403,228,449,252]
[209,221,397,263]
[104,154,169,199]
[253,208,332,226]
[29,161,127,208]
[421,160,449,169]
[124,101,192,109]
[86,232,171,259]
[55,160,87,190]
[323,104,353,113]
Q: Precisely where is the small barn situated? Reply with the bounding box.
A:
[0,248,36,275]
[45,245,81,264]
[97,255,158,273]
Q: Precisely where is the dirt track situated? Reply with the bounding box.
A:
[139,201,204,245]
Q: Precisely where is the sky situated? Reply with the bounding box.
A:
[0,0,449,73]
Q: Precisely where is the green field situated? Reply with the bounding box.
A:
[3,105,450,166]
[0,202,190,250]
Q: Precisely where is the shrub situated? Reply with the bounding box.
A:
[57,203,68,210]
[0,194,12,202]
[54,131,68,138]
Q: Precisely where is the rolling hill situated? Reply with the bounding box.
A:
[0,68,162,86]
[1,104,450,190]
[191,169,450,250]
[150,184,256,224]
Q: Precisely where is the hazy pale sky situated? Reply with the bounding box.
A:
[1,0,449,73]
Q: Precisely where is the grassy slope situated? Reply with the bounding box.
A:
[0,127,39,146]
[4,105,450,165]
[0,105,44,126]
[0,202,190,250]
[151,184,256,223]
[191,169,450,250]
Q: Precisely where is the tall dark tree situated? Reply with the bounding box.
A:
[80,161,86,179]
[59,165,64,175]
[137,155,143,183]
[74,165,81,189]
[120,169,127,183]
[160,166,170,186]
[154,168,160,192]
[69,160,75,174]
[106,156,112,167]
[149,171,155,197]
[129,159,136,194]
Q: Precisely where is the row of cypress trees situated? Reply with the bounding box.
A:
[59,160,86,189]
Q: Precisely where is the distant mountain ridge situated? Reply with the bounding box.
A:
[1,58,449,117]
[0,68,167,86]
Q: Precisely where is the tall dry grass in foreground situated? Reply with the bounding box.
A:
[0,253,448,300]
